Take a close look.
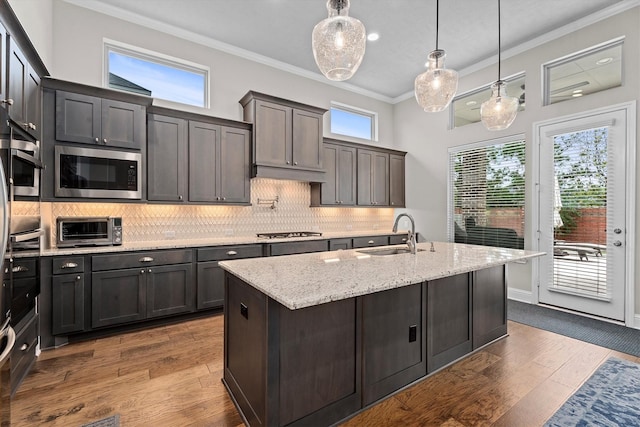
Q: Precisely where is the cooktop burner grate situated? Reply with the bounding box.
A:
[256,231,323,239]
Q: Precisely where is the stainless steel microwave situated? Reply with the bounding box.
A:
[57,217,123,247]
[55,145,141,199]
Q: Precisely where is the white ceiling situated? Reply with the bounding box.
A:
[66,0,636,102]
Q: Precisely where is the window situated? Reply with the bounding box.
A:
[450,74,525,129]
[543,38,623,106]
[448,136,526,249]
[104,40,209,108]
[330,102,377,141]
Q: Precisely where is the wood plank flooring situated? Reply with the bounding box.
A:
[11,315,640,426]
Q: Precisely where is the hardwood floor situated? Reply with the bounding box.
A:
[11,316,640,426]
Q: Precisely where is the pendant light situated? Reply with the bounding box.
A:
[414,0,458,112]
[312,0,366,81]
[481,0,519,130]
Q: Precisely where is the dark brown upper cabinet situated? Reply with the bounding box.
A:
[389,153,406,207]
[55,90,146,149]
[0,22,7,113]
[7,38,41,140]
[311,141,357,206]
[358,148,389,207]
[240,91,326,182]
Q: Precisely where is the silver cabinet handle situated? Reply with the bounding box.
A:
[61,262,78,269]
[12,265,29,273]
[95,137,99,142]
[148,269,152,273]
[226,251,238,256]
[178,195,183,200]
[20,343,28,351]
[294,161,298,165]
[368,240,375,245]
[402,238,407,242]
[139,256,154,263]
[76,276,81,280]
[103,138,107,143]
[1,99,13,105]
[140,270,145,274]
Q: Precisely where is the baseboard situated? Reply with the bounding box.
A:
[507,288,533,304]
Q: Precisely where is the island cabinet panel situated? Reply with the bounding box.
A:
[352,235,389,248]
[472,265,507,349]
[427,273,473,372]
[329,238,353,251]
[224,273,362,427]
[362,282,427,405]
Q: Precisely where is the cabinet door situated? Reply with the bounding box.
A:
[320,144,338,205]
[52,274,84,335]
[196,261,224,309]
[189,121,220,202]
[254,100,291,167]
[92,268,146,328]
[25,67,41,140]
[292,108,323,170]
[472,266,507,349]
[362,283,426,405]
[357,149,373,206]
[427,273,472,372]
[101,98,145,149]
[219,126,251,203]
[337,145,357,205]
[147,114,188,202]
[372,151,389,206]
[7,39,27,128]
[146,263,194,318]
[329,238,352,251]
[55,91,101,144]
[389,154,405,207]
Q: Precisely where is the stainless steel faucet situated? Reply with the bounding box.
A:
[392,213,417,254]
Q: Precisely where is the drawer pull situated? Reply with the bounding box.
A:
[402,238,407,242]
[368,240,375,245]
[20,343,28,351]
[12,265,29,273]
[60,262,78,269]
[139,257,154,263]
[76,276,81,280]
[226,251,238,256]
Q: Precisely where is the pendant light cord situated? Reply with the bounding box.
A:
[497,0,501,81]
[435,0,440,50]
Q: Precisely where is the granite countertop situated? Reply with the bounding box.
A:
[219,242,544,310]
[39,230,402,256]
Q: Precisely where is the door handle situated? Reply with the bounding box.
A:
[613,240,622,247]
[614,228,622,234]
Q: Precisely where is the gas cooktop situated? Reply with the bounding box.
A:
[256,231,323,239]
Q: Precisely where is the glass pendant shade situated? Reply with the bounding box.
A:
[312,0,366,81]
[414,49,459,112]
[480,81,519,131]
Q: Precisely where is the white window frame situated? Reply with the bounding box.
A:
[103,38,210,108]
[447,134,526,243]
[330,101,378,142]
[542,37,624,106]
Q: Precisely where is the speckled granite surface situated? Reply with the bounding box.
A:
[220,242,544,310]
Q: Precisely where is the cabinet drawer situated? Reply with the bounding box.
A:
[5,258,37,279]
[52,256,85,275]
[268,240,328,256]
[197,244,263,262]
[389,234,409,245]
[11,312,38,395]
[352,236,389,248]
[92,249,193,271]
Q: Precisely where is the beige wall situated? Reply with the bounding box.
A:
[8,0,54,69]
[393,8,640,317]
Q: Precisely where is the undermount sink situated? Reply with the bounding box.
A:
[357,247,426,256]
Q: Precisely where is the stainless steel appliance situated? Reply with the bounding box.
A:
[256,231,322,239]
[57,217,123,248]
[55,145,141,199]
[0,149,14,425]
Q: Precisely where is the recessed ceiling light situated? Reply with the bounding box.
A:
[596,57,613,65]
[572,89,583,94]
[572,93,583,97]
[466,100,477,106]
[367,33,380,41]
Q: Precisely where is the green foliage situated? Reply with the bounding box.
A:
[555,207,582,236]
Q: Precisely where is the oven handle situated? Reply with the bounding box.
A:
[12,148,43,169]
[0,326,16,365]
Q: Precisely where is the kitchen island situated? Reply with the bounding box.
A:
[219,242,542,427]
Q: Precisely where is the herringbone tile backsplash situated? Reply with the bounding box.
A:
[37,179,394,246]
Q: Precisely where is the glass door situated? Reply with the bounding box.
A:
[537,107,629,321]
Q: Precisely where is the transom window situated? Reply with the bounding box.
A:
[450,74,525,129]
[448,136,526,249]
[104,40,209,108]
[330,102,377,141]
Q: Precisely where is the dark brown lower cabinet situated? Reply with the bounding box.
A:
[427,273,472,373]
[362,282,426,405]
[473,265,507,349]
[146,263,194,318]
[92,268,147,328]
[224,274,361,427]
[52,273,84,335]
[196,261,225,310]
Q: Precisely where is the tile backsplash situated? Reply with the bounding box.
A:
[39,179,394,247]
